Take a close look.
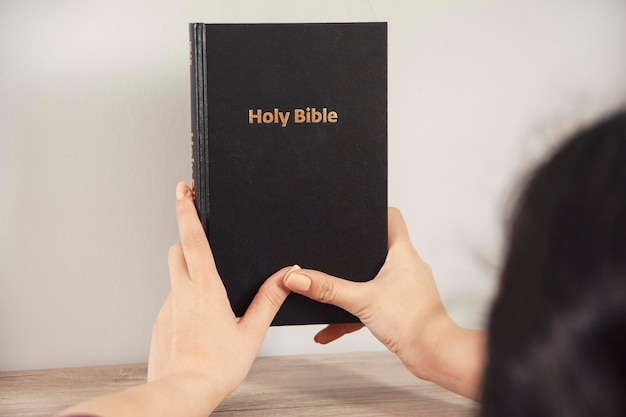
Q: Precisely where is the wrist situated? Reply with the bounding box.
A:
[400,312,459,381]
[400,315,486,400]
[157,373,226,416]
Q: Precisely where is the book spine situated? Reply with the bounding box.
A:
[189,23,208,232]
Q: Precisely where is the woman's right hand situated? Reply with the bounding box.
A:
[283,208,486,400]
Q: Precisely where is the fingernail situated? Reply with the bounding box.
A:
[176,182,188,200]
[284,272,311,292]
[287,264,301,273]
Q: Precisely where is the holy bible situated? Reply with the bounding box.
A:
[189,22,387,325]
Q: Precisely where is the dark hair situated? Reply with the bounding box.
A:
[481,111,626,416]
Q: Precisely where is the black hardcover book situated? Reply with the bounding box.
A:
[189,22,387,325]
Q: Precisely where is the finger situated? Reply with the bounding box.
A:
[387,207,411,249]
[387,207,427,264]
[240,265,294,337]
[283,268,367,315]
[175,182,218,283]
[314,323,364,344]
[168,243,190,287]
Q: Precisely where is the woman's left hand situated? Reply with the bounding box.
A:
[57,182,293,417]
[147,182,295,411]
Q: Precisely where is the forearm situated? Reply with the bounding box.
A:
[55,374,224,417]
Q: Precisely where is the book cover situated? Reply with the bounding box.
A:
[189,22,387,325]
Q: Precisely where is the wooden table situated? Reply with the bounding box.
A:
[0,351,477,416]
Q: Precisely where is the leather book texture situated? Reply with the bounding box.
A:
[189,22,387,325]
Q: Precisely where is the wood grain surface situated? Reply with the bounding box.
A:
[0,351,477,417]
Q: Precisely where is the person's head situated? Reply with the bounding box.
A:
[481,110,626,417]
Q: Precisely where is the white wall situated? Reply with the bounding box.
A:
[1,0,625,371]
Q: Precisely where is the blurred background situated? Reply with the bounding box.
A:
[1,0,625,371]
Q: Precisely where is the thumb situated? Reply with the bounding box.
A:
[240,265,293,336]
[283,269,366,316]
